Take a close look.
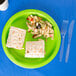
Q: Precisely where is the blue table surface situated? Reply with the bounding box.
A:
[0,0,76,76]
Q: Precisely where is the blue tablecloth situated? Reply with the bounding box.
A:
[0,0,76,76]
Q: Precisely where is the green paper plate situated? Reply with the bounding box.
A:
[2,9,61,69]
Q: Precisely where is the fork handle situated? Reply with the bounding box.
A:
[65,43,70,63]
[60,36,65,62]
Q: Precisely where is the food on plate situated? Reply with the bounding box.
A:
[26,15,54,39]
[6,26,26,50]
[25,40,45,58]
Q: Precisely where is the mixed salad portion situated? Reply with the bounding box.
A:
[26,15,54,39]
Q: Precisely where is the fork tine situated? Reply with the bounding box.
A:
[61,20,69,34]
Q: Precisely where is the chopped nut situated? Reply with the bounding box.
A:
[19,38,21,40]
[34,51,36,53]
[38,39,43,41]
[27,50,29,53]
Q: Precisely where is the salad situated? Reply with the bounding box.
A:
[26,15,54,39]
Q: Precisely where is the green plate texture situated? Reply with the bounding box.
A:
[2,9,61,69]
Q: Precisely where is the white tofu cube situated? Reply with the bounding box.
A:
[6,26,26,50]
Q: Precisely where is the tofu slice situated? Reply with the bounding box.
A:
[25,40,45,58]
[6,26,26,50]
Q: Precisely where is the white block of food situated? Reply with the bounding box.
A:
[6,26,26,50]
[25,40,45,58]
